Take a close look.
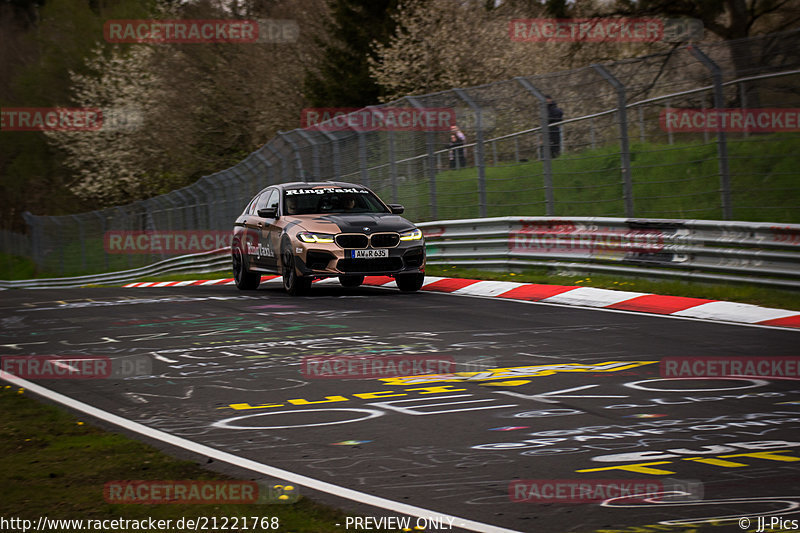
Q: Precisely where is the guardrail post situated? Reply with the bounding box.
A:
[591,64,634,217]
[689,44,733,220]
[515,77,554,216]
[295,129,320,181]
[453,88,487,218]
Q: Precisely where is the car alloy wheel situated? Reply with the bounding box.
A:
[232,246,260,290]
[282,242,311,295]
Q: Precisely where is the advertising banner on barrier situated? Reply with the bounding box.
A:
[508,219,690,265]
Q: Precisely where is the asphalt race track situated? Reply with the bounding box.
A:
[1,281,799,533]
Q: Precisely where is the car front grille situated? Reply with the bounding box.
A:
[370,233,400,248]
[335,234,369,248]
[335,232,400,249]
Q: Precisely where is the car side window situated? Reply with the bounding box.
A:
[243,194,258,215]
[254,189,274,213]
[265,190,279,210]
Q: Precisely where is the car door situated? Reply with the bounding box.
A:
[260,189,281,270]
[245,189,277,270]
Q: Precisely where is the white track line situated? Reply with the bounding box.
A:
[2,373,524,533]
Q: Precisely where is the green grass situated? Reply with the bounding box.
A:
[0,253,37,280]
[390,133,800,223]
[0,386,399,532]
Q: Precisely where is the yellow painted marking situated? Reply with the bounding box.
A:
[721,450,800,462]
[681,457,748,467]
[287,395,349,405]
[576,461,676,475]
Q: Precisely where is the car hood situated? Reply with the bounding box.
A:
[291,213,417,234]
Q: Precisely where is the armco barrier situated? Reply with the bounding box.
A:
[2,217,799,289]
[418,217,800,289]
[0,247,229,289]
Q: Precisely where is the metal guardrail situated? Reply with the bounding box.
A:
[3,217,799,289]
[418,217,800,289]
[0,247,230,289]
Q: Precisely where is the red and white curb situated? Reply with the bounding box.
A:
[123,275,800,330]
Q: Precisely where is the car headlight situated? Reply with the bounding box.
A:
[399,228,423,241]
[298,231,335,244]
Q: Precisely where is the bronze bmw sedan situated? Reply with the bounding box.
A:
[232,182,426,295]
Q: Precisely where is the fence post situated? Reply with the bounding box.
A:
[295,129,320,181]
[591,64,634,218]
[265,142,289,182]
[70,215,87,272]
[406,96,438,220]
[665,98,674,145]
[254,150,275,186]
[278,131,304,181]
[515,77,554,216]
[318,130,341,180]
[688,45,732,220]
[388,127,398,203]
[453,88,487,218]
[93,211,109,271]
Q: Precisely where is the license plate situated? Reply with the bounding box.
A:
[350,249,388,259]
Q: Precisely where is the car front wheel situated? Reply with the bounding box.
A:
[282,243,312,296]
[232,247,261,290]
[395,273,424,292]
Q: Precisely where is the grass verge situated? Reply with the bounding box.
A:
[0,385,397,532]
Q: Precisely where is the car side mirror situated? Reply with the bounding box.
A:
[257,207,278,219]
[388,204,404,214]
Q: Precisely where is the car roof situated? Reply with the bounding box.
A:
[274,181,366,190]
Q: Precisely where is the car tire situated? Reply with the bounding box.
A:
[232,246,261,290]
[282,242,311,296]
[395,273,425,292]
[339,275,365,288]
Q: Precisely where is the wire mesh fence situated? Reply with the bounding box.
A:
[7,29,800,275]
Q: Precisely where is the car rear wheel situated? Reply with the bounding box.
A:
[282,243,311,296]
[232,247,261,290]
[338,275,365,288]
[396,273,424,292]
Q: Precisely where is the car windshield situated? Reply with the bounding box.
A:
[283,187,389,215]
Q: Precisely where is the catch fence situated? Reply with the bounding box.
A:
[8,29,800,275]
